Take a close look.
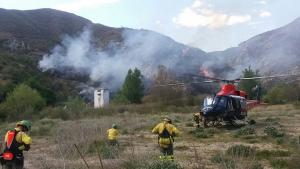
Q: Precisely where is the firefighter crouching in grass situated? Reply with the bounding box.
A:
[193,112,203,128]
[107,124,119,146]
[0,120,32,169]
[152,117,179,161]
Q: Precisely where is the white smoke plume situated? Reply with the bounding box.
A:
[39,28,207,90]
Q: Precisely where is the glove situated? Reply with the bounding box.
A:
[18,145,25,150]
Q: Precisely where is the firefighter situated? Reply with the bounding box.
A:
[107,124,119,146]
[152,117,179,161]
[193,112,202,128]
[1,120,32,169]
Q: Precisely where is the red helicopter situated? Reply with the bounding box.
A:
[192,73,300,127]
[157,72,300,127]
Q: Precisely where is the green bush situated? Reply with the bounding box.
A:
[264,126,284,138]
[211,153,224,163]
[248,119,256,125]
[211,154,236,169]
[122,158,146,169]
[41,106,70,120]
[0,84,46,121]
[41,97,92,120]
[30,119,58,136]
[276,137,284,144]
[256,149,290,160]
[270,159,288,169]
[88,140,120,159]
[251,162,263,169]
[192,127,215,138]
[226,145,256,157]
[235,126,256,136]
[263,83,300,104]
[145,160,183,169]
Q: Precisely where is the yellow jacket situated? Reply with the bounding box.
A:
[107,128,118,140]
[5,127,32,151]
[152,122,179,146]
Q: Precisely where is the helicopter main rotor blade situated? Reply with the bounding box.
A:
[157,72,300,87]
[236,73,300,81]
[156,80,218,87]
[180,73,225,82]
[155,83,185,87]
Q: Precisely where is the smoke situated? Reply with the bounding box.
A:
[39,28,208,90]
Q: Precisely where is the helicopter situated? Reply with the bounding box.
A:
[194,83,250,128]
[157,72,300,128]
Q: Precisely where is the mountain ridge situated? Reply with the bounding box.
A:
[0,8,299,78]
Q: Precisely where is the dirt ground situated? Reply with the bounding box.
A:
[19,104,300,169]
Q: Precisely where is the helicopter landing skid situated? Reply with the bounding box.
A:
[203,117,224,128]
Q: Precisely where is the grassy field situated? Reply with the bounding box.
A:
[1,104,299,169]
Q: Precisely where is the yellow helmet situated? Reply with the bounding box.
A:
[163,117,172,123]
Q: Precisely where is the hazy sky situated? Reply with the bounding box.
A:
[1,0,300,52]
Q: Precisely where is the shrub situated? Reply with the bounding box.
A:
[88,140,120,159]
[145,160,183,169]
[192,127,215,138]
[276,137,284,144]
[211,154,236,169]
[256,149,291,160]
[251,162,263,169]
[263,83,300,104]
[211,153,224,163]
[0,84,46,120]
[248,119,256,125]
[41,106,70,120]
[42,97,92,120]
[235,126,256,136]
[122,158,146,169]
[226,145,256,157]
[264,126,284,138]
[270,159,288,169]
[30,119,58,136]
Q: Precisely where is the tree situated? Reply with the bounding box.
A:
[118,68,144,104]
[238,66,260,99]
[0,84,46,121]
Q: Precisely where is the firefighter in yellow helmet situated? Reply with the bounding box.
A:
[107,124,119,146]
[0,120,32,169]
[152,117,179,161]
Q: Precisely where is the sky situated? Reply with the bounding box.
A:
[1,0,300,52]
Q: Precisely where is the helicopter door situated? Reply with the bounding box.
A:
[227,98,235,116]
[240,98,247,116]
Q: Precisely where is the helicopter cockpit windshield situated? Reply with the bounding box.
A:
[203,97,214,108]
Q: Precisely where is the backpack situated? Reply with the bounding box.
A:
[4,130,23,155]
[158,124,174,143]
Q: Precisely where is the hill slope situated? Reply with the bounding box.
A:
[210,17,300,75]
[0,8,216,95]
[0,8,299,93]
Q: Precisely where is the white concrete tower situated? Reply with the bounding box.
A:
[94,88,110,108]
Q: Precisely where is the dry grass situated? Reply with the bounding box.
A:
[11,104,299,169]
